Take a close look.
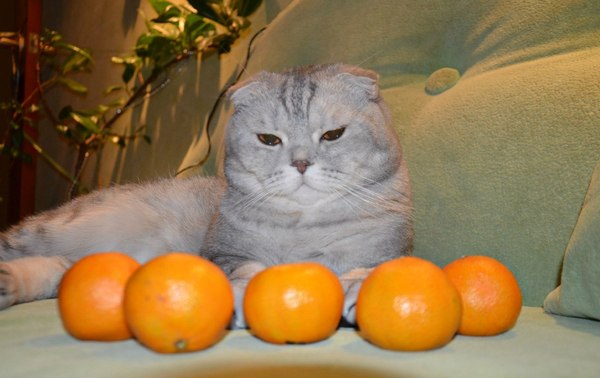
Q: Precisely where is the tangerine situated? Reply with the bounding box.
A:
[57,252,140,341]
[443,255,522,336]
[243,262,344,344]
[123,253,233,353]
[356,256,462,351]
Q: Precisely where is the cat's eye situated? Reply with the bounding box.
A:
[321,127,346,142]
[257,133,282,146]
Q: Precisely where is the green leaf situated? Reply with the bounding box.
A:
[122,62,136,84]
[152,4,182,23]
[135,34,156,56]
[54,41,93,63]
[62,51,92,74]
[135,34,180,68]
[58,106,73,121]
[28,104,40,113]
[184,13,215,45]
[9,120,20,131]
[0,100,15,111]
[149,0,173,14]
[42,28,63,44]
[103,85,123,95]
[57,77,88,94]
[149,23,179,39]
[91,104,110,115]
[105,97,127,108]
[55,124,69,133]
[55,124,72,138]
[187,0,226,25]
[211,33,236,53]
[70,112,100,133]
[233,0,262,17]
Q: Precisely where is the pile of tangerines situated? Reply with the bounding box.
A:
[57,252,522,354]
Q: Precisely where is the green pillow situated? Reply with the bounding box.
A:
[544,160,600,320]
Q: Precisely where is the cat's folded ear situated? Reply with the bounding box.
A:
[227,71,273,108]
[334,65,381,100]
[227,79,257,107]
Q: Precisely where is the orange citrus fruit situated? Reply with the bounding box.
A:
[123,253,233,353]
[443,255,522,336]
[243,262,344,344]
[356,256,462,351]
[58,252,140,341]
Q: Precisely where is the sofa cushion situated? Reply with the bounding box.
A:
[382,47,600,307]
[544,160,600,320]
[207,0,600,306]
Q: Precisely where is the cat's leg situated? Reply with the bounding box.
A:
[339,267,373,325]
[0,256,72,309]
[228,261,266,329]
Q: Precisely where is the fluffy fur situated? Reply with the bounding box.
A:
[0,64,413,327]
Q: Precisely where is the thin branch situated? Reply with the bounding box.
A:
[23,132,83,190]
[175,26,267,176]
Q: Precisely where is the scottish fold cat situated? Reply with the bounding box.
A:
[0,64,412,327]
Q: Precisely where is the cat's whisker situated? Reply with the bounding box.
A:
[353,172,411,202]
[334,177,408,217]
[328,186,364,218]
[328,180,388,219]
[237,187,276,213]
[239,192,270,213]
[228,182,264,209]
[230,173,290,214]
[337,181,383,206]
[249,189,278,211]
[351,172,397,192]
[347,181,390,203]
[345,171,410,204]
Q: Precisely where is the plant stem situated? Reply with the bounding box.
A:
[68,145,90,198]
[175,26,267,176]
[23,132,82,190]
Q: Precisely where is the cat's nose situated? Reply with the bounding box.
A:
[291,160,312,174]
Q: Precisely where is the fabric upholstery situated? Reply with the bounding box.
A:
[2,300,600,377]
[544,160,600,320]
[203,0,600,306]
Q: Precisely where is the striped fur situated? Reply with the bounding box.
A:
[0,64,413,326]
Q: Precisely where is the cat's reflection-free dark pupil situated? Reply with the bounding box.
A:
[258,134,281,146]
[322,127,345,141]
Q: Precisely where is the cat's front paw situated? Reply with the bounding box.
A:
[0,262,18,310]
[227,262,266,329]
[339,267,373,326]
[341,280,361,325]
[230,278,248,329]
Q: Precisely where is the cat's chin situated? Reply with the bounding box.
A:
[286,184,328,206]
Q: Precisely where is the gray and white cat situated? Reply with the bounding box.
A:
[0,64,412,327]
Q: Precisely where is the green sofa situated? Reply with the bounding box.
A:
[2,0,600,376]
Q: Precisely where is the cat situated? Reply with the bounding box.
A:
[0,64,413,328]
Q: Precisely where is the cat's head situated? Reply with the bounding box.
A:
[223,64,403,207]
